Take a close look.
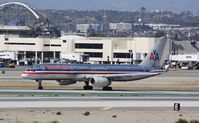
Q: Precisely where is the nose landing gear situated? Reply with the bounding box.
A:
[36,80,43,90]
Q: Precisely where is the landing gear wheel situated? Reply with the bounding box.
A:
[83,86,93,90]
[83,81,93,90]
[38,86,43,90]
[103,86,112,91]
[36,80,44,90]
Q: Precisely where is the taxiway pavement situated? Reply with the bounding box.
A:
[0,90,199,109]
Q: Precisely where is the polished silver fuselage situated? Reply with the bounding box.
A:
[22,64,161,82]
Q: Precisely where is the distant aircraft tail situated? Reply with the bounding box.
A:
[139,37,167,68]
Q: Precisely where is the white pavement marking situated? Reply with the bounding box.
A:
[0,97,199,108]
[0,101,199,108]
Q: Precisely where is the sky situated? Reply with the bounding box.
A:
[1,0,199,13]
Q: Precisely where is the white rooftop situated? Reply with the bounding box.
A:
[60,35,86,40]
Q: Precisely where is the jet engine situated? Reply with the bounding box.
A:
[90,77,111,87]
[56,80,76,85]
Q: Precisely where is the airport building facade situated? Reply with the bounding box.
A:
[0,34,167,65]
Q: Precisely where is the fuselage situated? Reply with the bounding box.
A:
[22,63,162,82]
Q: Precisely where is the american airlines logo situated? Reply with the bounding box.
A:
[44,65,71,70]
[150,50,159,61]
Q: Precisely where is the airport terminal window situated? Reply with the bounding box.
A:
[75,43,103,49]
[114,53,131,58]
[44,44,61,47]
[5,38,9,41]
[51,44,61,47]
[44,44,50,46]
[4,42,35,45]
[84,52,103,58]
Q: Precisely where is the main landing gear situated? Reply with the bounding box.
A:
[103,86,112,91]
[36,80,43,90]
[83,81,93,90]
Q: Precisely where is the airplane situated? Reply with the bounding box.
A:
[22,37,167,90]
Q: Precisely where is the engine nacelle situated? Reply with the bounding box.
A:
[56,80,76,85]
[90,77,111,87]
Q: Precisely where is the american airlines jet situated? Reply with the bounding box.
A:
[22,37,167,90]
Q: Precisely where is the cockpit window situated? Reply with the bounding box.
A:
[27,68,36,71]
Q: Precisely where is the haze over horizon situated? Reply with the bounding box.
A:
[1,0,199,13]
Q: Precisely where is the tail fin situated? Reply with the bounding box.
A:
[139,37,167,68]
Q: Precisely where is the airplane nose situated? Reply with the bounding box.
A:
[21,72,29,79]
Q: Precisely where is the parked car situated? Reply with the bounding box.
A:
[5,63,15,68]
[0,63,4,68]
[181,66,189,70]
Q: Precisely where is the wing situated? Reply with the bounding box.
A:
[83,72,159,81]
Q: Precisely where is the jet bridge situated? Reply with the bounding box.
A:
[170,53,199,62]
[169,53,199,69]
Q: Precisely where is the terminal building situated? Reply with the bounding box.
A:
[169,41,199,69]
[0,34,167,65]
